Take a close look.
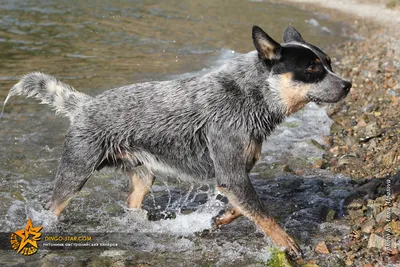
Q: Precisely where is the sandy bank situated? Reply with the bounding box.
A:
[283,0,400,26]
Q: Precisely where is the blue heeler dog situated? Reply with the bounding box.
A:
[2,26,351,259]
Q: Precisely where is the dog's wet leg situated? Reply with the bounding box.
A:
[212,206,242,229]
[45,134,100,217]
[217,183,302,260]
[208,133,302,260]
[126,166,155,209]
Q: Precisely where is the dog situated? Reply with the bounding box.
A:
[2,26,351,259]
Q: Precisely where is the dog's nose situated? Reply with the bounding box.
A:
[341,81,352,92]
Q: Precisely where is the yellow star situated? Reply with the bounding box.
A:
[14,218,43,253]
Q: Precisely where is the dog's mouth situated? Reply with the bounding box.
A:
[307,91,348,104]
[307,95,324,102]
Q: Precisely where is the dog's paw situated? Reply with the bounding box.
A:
[212,207,243,230]
[211,214,223,230]
[270,228,303,260]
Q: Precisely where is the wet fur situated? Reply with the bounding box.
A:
[3,26,351,259]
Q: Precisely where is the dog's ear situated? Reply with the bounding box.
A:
[283,26,305,43]
[252,26,281,60]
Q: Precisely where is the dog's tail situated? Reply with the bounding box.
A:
[1,72,92,121]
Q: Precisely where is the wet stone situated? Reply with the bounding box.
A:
[315,241,330,254]
[325,209,336,222]
[361,219,376,234]
[347,199,364,210]
[348,209,364,220]
[367,234,385,250]
[375,208,388,224]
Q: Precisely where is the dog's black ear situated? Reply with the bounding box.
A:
[252,26,281,60]
[283,26,305,43]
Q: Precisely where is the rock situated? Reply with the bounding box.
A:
[361,219,376,233]
[111,261,125,267]
[392,207,400,217]
[345,259,353,266]
[362,103,376,113]
[338,154,359,167]
[384,60,396,72]
[345,136,358,146]
[313,159,324,169]
[362,122,382,141]
[376,208,388,224]
[375,196,386,205]
[359,217,367,224]
[282,165,295,173]
[357,119,367,127]
[390,220,400,235]
[310,139,325,150]
[315,241,330,254]
[367,234,385,249]
[347,199,363,210]
[385,77,397,89]
[348,209,364,220]
[304,260,319,267]
[326,209,336,222]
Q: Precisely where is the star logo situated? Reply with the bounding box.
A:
[10,218,43,256]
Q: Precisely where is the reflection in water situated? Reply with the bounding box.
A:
[0,1,350,265]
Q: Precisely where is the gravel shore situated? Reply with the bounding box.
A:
[275,0,400,265]
[280,0,400,180]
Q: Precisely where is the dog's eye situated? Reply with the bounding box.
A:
[306,64,317,73]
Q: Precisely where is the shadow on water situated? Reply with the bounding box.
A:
[0,0,365,266]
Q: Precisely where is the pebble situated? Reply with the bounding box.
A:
[315,241,330,254]
[349,209,364,220]
[392,207,400,217]
[361,219,376,233]
[375,208,388,224]
[367,234,385,249]
[391,220,400,235]
[348,199,363,210]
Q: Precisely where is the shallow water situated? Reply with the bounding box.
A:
[0,0,355,266]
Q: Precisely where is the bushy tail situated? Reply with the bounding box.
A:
[1,72,92,121]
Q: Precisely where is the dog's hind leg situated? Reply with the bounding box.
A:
[45,133,100,217]
[212,206,242,229]
[126,166,155,209]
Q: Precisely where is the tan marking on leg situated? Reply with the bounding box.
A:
[49,197,72,217]
[278,73,311,116]
[252,214,300,257]
[126,169,154,209]
[221,193,302,259]
[213,207,243,228]
[244,140,262,163]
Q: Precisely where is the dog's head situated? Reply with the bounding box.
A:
[252,26,351,115]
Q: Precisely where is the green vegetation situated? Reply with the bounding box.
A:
[267,248,293,267]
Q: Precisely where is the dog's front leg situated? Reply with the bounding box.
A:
[208,134,302,260]
[216,178,301,260]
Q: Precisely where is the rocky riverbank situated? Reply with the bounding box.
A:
[276,0,400,266]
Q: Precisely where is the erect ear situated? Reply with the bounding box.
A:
[252,26,281,61]
[283,25,305,43]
